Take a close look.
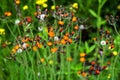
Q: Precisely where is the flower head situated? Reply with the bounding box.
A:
[51,47,58,53]
[36,0,47,5]
[0,29,5,35]
[43,3,48,8]
[100,40,106,45]
[113,51,118,56]
[51,5,55,10]
[15,19,20,25]
[72,3,78,9]
[23,5,28,10]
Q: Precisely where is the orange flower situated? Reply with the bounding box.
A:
[60,39,66,45]
[72,16,77,22]
[40,58,45,63]
[51,47,58,53]
[14,44,20,50]
[65,33,70,37]
[95,70,100,75]
[58,21,64,26]
[22,38,28,43]
[80,57,85,62]
[49,27,54,32]
[47,42,52,46]
[74,25,79,30]
[81,72,87,77]
[80,52,86,57]
[68,38,72,43]
[33,46,37,51]
[4,12,12,17]
[63,36,69,41]
[91,61,96,66]
[92,37,97,41]
[48,31,55,37]
[12,48,17,54]
[66,57,73,62]
[71,31,75,35]
[15,0,20,5]
[34,12,41,16]
[63,13,69,17]
[36,42,42,48]
[77,71,81,75]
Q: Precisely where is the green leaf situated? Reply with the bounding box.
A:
[98,0,101,4]
[88,45,96,53]
[85,42,89,54]
[89,9,98,18]
[100,20,106,25]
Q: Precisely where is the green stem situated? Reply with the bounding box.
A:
[113,23,120,36]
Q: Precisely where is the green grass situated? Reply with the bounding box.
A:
[0,0,120,80]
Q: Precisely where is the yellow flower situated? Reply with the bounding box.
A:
[23,5,28,10]
[43,3,48,8]
[107,74,111,79]
[0,29,5,35]
[49,60,53,64]
[36,0,47,5]
[117,5,120,10]
[113,51,118,56]
[72,3,78,9]
[51,5,55,10]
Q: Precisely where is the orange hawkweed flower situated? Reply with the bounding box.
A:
[12,48,17,54]
[63,36,69,41]
[81,72,87,77]
[48,31,55,37]
[74,25,79,30]
[80,57,85,62]
[80,52,86,57]
[16,0,20,5]
[36,42,42,48]
[33,46,37,51]
[34,12,41,16]
[4,12,12,17]
[91,61,96,66]
[71,31,75,35]
[22,38,28,43]
[72,16,77,22]
[68,38,72,43]
[66,57,73,62]
[51,47,58,53]
[95,70,100,75]
[63,13,69,17]
[14,44,20,50]
[60,39,66,45]
[58,21,64,26]
[92,37,97,41]
[65,33,70,37]
[47,42,52,46]
[40,58,45,63]
[26,17,32,23]
[77,70,81,75]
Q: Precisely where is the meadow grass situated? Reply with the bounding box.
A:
[0,0,120,80]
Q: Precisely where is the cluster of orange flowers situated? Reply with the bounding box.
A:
[79,52,86,63]
[11,35,42,54]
